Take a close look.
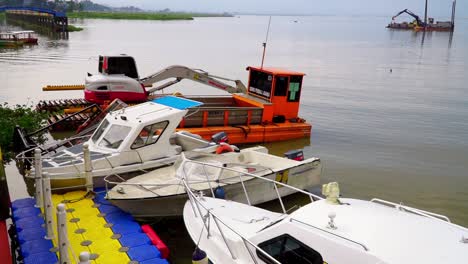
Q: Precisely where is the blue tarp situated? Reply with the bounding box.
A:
[152,96,203,110]
[0,6,66,17]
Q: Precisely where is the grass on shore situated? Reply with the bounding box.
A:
[68,12,195,20]
[67,11,233,20]
[67,24,83,32]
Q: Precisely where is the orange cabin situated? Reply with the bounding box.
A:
[236,66,306,123]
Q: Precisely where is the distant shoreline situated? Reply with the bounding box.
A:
[67,11,233,21]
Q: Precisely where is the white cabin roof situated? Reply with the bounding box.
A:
[10,30,35,34]
[107,101,185,126]
[289,198,468,263]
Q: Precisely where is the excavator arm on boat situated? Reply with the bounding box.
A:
[141,65,247,94]
[392,9,425,26]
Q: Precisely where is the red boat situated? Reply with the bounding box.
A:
[0,30,38,44]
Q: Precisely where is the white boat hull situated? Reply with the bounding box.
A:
[108,158,321,218]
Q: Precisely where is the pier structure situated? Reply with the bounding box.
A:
[9,149,170,264]
[0,6,68,32]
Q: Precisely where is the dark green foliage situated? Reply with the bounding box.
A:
[0,103,47,162]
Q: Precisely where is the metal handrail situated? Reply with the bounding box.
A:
[370,199,468,232]
[183,180,281,264]
[370,198,451,222]
[17,147,171,180]
[290,218,369,251]
[102,154,324,207]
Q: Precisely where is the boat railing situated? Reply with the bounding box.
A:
[289,218,369,251]
[370,198,452,222]
[182,179,282,264]
[103,152,323,214]
[370,198,468,233]
[179,154,323,210]
[15,134,91,160]
[15,144,165,184]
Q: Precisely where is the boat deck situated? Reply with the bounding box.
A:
[11,189,169,264]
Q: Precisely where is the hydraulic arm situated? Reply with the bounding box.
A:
[392,9,425,27]
[142,65,247,94]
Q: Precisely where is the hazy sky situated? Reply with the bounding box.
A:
[94,0,465,18]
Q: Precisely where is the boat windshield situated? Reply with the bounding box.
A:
[92,119,110,143]
[98,124,132,149]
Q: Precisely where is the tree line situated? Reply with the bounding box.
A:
[0,0,117,13]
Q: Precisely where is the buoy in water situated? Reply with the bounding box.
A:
[192,248,209,264]
[214,186,226,199]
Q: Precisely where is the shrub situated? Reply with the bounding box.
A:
[0,103,47,162]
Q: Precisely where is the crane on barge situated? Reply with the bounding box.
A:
[389,9,426,28]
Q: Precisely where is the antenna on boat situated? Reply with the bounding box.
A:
[260,16,272,69]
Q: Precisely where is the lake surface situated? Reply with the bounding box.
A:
[1,15,468,262]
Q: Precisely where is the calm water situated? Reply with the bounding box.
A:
[1,15,468,262]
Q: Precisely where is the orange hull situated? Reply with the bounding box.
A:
[177,121,311,144]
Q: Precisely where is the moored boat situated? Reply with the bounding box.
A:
[18,96,238,189]
[0,31,38,45]
[105,148,321,219]
[183,179,468,264]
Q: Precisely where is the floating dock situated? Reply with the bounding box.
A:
[11,189,169,264]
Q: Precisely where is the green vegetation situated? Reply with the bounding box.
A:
[67,24,83,32]
[0,103,47,162]
[0,13,5,20]
[68,11,195,20]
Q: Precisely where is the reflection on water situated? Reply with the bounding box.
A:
[1,15,468,263]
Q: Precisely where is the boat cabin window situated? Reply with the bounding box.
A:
[257,234,323,264]
[249,70,273,99]
[99,56,139,79]
[98,124,132,149]
[287,75,303,102]
[131,121,169,149]
[274,76,289,96]
[92,119,110,143]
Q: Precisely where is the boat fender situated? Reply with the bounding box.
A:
[214,186,226,199]
[141,224,170,259]
[215,143,234,154]
[192,247,209,264]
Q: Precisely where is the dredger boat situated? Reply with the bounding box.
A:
[40,55,312,144]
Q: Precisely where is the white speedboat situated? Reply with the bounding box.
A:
[105,149,321,218]
[22,96,235,189]
[183,179,468,264]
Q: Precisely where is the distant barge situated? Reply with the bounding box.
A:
[387,1,456,32]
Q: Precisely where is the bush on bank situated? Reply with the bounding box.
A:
[0,103,47,162]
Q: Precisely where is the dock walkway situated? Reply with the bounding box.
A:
[11,189,168,264]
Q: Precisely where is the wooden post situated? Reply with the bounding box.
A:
[424,0,428,28]
[34,149,43,209]
[42,172,54,240]
[83,143,93,192]
[451,0,456,29]
[57,203,69,264]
